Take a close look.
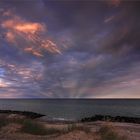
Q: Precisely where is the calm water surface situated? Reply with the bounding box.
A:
[0,99,139,120]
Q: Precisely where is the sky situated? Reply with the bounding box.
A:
[0,0,140,98]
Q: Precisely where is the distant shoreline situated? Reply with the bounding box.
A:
[0,110,140,124]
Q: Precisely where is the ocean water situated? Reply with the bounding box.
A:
[0,99,139,120]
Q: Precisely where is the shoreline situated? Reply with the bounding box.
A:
[0,110,139,140]
[81,114,140,124]
[38,114,140,125]
[0,109,140,124]
[0,109,45,119]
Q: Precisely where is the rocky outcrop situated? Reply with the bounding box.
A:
[81,115,140,124]
[0,110,45,119]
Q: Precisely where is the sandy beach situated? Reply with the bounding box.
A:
[45,121,140,140]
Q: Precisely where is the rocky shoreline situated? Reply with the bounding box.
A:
[0,110,140,124]
[0,111,139,139]
[81,115,140,124]
[0,110,45,119]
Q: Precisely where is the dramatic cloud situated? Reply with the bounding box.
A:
[1,10,61,57]
[0,0,140,98]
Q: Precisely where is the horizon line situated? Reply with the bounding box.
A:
[0,98,139,100]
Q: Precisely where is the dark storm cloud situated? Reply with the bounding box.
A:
[0,0,140,98]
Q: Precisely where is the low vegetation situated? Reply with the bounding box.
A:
[0,114,128,139]
[21,119,49,135]
[66,124,90,133]
[98,125,127,140]
[0,116,61,135]
[0,116,91,136]
[21,119,62,135]
[0,117,9,128]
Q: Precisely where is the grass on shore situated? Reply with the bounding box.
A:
[0,117,90,136]
[21,119,61,135]
[0,118,90,135]
[0,116,128,139]
[0,117,61,135]
[0,117,9,128]
[98,125,127,140]
[66,124,90,133]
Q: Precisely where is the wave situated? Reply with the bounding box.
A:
[52,117,75,122]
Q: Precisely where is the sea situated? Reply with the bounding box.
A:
[0,99,139,121]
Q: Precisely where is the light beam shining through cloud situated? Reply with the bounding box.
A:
[0,0,140,98]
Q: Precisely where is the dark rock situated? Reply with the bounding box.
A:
[81,115,140,124]
[0,110,45,119]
